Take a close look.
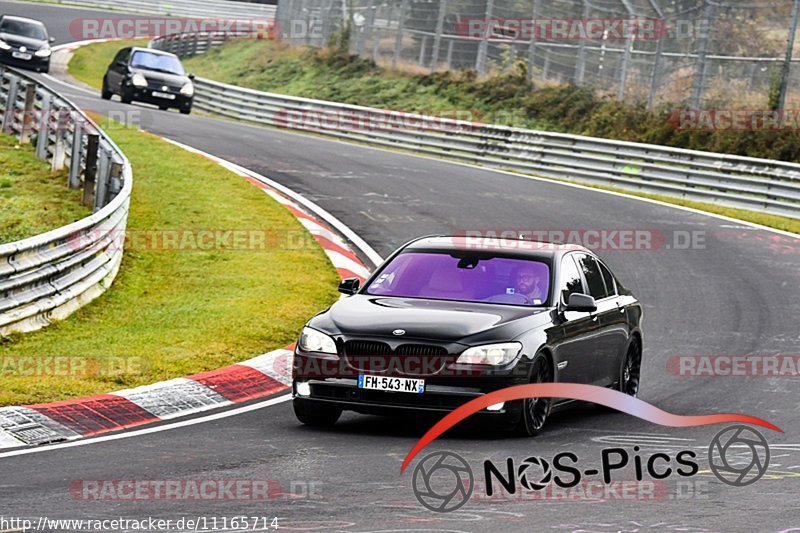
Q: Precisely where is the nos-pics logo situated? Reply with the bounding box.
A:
[411,425,770,513]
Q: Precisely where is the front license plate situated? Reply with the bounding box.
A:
[152,91,176,100]
[12,52,32,60]
[358,375,424,394]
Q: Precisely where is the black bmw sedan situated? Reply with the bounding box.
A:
[293,236,643,435]
[0,15,54,73]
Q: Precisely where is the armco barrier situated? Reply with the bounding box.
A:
[0,67,132,335]
[39,0,276,20]
[151,33,800,220]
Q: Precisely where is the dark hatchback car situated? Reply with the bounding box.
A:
[0,15,54,73]
[102,47,194,114]
[293,236,643,436]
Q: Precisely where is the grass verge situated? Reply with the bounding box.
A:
[0,118,340,405]
[0,134,90,244]
[69,39,799,235]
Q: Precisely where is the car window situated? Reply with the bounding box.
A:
[0,19,47,40]
[130,51,185,75]
[560,254,584,304]
[576,254,609,300]
[598,260,617,297]
[366,252,551,307]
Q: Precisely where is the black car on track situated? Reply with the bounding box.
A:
[292,235,643,436]
[102,47,194,114]
[0,15,54,73]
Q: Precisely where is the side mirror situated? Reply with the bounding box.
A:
[49,36,55,43]
[565,293,597,313]
[188,73,196,80]
[338,278,360,296]
[115,60,126,68]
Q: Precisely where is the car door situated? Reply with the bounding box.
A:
[551,253,604,384]
[597,258,634,384]
[574,253,621,386]
[107,48,129,92]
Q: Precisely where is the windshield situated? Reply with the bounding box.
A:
[130,51,185,75]
[366,252,551,306]
[0,19,47,40]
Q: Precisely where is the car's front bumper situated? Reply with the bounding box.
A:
[127,87,193,109]
[0,51,49,71]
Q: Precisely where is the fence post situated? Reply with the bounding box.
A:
[445,39,454,70]
[68,120,84,189]
[691,0,716,108]
[647,37,664,110]
[526,0,541,82]
[617,38,633,101]
[1,76,19,133]
[371,2,387,62]
[356,0,375,56]
[392,0,409,69]
[19,84,36,144]
[475,0,494,76]
[575,0,589,84]
[776,0,800,110]
[36,94,51,160]
[429,0,447,72]
[82,133,99,207]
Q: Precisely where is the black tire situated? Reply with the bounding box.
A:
[101,79,112,100]
[620,337,642,398]
[120,88,133,104]
[514,355,553,437]
[159,105,169,111]
[294,401,341,427]
[180,107,191,115]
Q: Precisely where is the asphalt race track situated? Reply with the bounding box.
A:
[1,1,799,531]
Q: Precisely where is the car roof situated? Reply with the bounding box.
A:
[403,235,589,260]
[0,15,46,26]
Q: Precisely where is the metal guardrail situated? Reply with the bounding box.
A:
[40,0,276,20]
[0,67,132,336]
[151,30,800,219]
[150,31,258,58]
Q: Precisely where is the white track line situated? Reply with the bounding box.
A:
[0,395,291,459]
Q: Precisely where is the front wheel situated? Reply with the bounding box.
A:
[294,400,341,427]
[514,355,553,437]
[101,79,112,100]
[120,87,133,104]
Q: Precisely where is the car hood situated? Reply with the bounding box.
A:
[132,68,189,86]
[315,295,550,343]
[0,33,47,50]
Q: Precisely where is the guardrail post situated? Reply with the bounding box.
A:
[19,84,37,144]
[68,120,84,188]
[35,94,52,160]
[94,147,111,212]
[1,76,19,133]
[82,133,99,207]
[392,0,409,69]
[51,107,69,171]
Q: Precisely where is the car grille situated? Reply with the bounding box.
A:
[343,341,451,376]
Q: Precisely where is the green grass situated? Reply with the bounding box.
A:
[69,39,799,235]
[69,39,150,90]
[0,134,90,243]
[0,119,340,405]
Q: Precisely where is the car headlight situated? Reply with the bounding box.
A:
[131,73,147,88]
[298,327,338,355]
[180,82,194,96]
[457,342,523,366]
[0,40,10,50]
[34,48,51,57]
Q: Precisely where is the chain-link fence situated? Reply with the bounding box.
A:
[275,0,800,110]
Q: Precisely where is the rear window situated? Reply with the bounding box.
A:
[366,252,551,306]
[130,51,185,75]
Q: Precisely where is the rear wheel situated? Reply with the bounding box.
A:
[620,337,642,397]
[514,355,553,436]
[294,401,341,427]
[101,79,112,100]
